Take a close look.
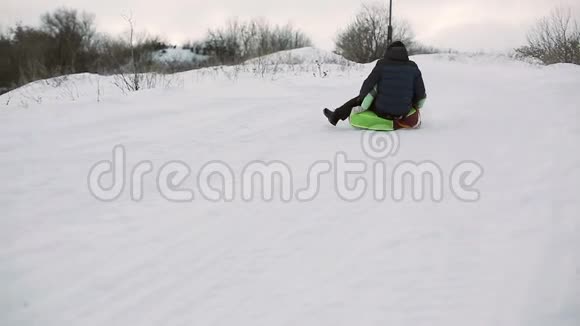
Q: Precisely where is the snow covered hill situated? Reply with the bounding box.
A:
[1,48,579,326]
[244,46,352,64]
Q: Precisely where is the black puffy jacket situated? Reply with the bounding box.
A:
[359,45,426,118]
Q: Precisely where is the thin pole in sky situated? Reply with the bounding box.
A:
[387,0,393,45]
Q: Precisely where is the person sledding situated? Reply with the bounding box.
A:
[323,41,427,131]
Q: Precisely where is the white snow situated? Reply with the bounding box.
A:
[1,48,579,326]
[245,46,353,65]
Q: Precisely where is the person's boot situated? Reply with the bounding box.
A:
[323,108,339,126]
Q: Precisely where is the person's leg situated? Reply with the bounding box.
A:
[324,96,362,125]
[334,96,362,121]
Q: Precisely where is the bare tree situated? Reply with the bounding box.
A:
[516,6,580,65]
[335,2,415,63]
[202,18,312,64]
[10,25,53,83]
[40,8,96,74]
[114,14,156,92]
[125,14,140,90]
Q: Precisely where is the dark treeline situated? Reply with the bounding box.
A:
[0,8,170,94]
[0,8,312,94]
[186,18,312,65]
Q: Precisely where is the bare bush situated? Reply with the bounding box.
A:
[201,18,312,64]
[516,6,580,65]
[40,8,96,74]
[9,25,53,83]
[335,2,415,63]
[111,15,174,92]
[0,31,17,92]
[117,14,141,91]
[2,8,97,88]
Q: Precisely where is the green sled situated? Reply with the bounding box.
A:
[350,108,418,131]
[350,110,396,131]
[348,86,422,131]
[348,86,397,131]
[349,86,425,131]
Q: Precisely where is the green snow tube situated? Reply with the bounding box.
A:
[350,110,396,131]
[349,87,421,131]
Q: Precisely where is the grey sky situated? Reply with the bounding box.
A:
[2,0,580,51]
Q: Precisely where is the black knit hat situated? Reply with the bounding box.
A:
[388,41,406,49]
[384,41,409,61]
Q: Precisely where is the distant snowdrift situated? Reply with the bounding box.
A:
[0,73,110,107]
[244,47,353,65]
[0,73,184,108]
[2,48,576,109]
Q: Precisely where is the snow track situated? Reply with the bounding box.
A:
[1,49,579,325]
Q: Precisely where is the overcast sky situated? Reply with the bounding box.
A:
[2,0,580,51]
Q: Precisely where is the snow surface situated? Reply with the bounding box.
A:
[1,48,580,326]
[245,46,353,65]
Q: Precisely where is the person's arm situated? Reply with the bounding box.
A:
[359,61,382,99]
[412,69,427,108]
